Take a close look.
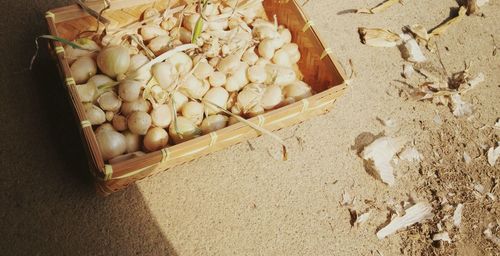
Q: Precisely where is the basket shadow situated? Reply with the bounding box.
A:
[0,42,178,255]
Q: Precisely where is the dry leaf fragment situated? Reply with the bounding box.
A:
[341,190,354,206]
[400,34,426,63]
[487,143,500,166]
[361,137,406,186]
[451,94,473,117]
[405,24,430,43]
[484,223,500,246]
[429,6,467,38]
[432,232,452,243]
[453,204,464,228]
[358,27,402,47]
[356,0,402,14]
[377,202,434,239]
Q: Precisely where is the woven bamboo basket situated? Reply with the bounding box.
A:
[45,0,347,195]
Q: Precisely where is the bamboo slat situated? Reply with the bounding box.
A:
[45,0,347,195]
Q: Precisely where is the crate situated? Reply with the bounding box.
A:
[45,0,347,195]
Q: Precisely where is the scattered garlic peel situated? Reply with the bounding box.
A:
[453,203,464,228]
[399,147,423,163]
[432,232,452,243]
[429,6,467,38]
[483,224,500,246]
[356,210,371,226]
[361,137,405,186]
[358,27,401,47]
[377,202,434,239]
[399,34,426,63]
[406,24,430,42]
[451,94,473,117]
[356,0,401,14]
[487,144,500,166]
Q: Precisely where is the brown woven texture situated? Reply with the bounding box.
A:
[45,0,347,195]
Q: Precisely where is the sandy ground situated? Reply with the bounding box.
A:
[0,0,499,255]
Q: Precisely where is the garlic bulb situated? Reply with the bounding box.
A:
[141,25,167,41]
[180,75,209,99]
[65,38,100,64]
[95,123,115,135]
[144,127,169,152]
[209,71,226,87]
[105,111,114,122]
[181,101,205,125]
[260,85,282,110]
[193,60,214,80]
[283,81,312,101]
[97,46,131,78]
[127,111,152,135]
[225,62,249,92]
[76,75,115,103]
[123,131,141,153]
[84,104,106,125]
[201,114,228,134]
[242,47,259,66]
[237,83,265,112]
[96,129,127,161]
[150,104,172,128]
[118,80,142,102]
[152,62,177,90]
[247,65,267,83]
[203,87,229,115]
[121,99,151,116]
[167,52,193,75]
[278,27,292,44]
[71,56,97,84]
[148,35,171,55]
[169,116,201,144]
[172,91,188,112]
[97,91,122,112]
[112,114,128,131]
[265,64,297,86]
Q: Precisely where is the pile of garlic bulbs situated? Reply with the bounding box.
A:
[71,0,313,163]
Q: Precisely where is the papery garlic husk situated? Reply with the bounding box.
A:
[283,81,312,101]
[181,101,205,125]
[127,111,152,135]
[150,104,172,128]
[96,129,127,161]
[76,75,115,103]
[201,114,228,134]
[97,46,131,78]
[203,87,229,115]
[97,91,122,112]
[84,103,106,125]
[169,116,201,144]
[144,127,169,152]
[376,202,434,239]
[246,105,265,118]
[361,136,405,186]
[71,56,97,84]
